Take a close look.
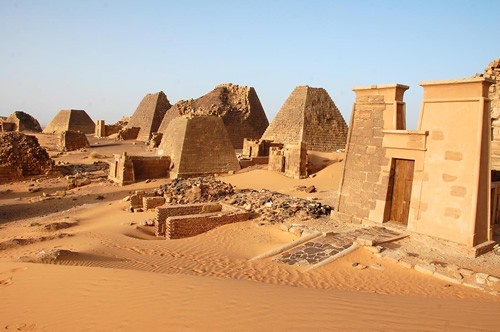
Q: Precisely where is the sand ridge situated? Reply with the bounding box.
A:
[0,136,499,331]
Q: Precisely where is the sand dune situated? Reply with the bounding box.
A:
[1,141,499,331]
[1,261,499,332]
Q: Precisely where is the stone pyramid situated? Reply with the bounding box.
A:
[158,115,240,178]
[261,86,348,152]
[5,111,42,132]
[157,83,269,149]
[127,91,171,141]
[43,109,95,134]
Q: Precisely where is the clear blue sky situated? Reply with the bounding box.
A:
[1,0,499,128]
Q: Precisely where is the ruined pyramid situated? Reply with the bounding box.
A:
[158,83,269,149]
[5,111,42,132]
[261,86,348,152]
[127,91,172,141]
[158,115,240,178]
[43,109,95,134]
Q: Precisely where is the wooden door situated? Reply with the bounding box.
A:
[389,159,415,225]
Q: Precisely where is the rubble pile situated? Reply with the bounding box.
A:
[156,176,332,223]
[0,132,53,177]
[228,189,332,223]
[159,176,235,204]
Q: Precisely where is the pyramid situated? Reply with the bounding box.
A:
[127,91,171,141]
[261,86,348,152]
[43,109,95,134]
[5,111,42,132]
[158,116,240,178]
[158,83,269,149]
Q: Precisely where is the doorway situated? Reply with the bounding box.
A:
[388,159,415,226]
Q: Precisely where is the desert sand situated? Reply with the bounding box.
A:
[0,134,499,331]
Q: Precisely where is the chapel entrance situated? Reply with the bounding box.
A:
[388,159,415,226]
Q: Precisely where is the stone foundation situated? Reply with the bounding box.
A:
[59,131,90,151]
[109,153,170,185]
[268,143,307,179]
[154,203,250,239]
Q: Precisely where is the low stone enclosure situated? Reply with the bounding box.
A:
[108,152,170,185]
[332,77,496,256]
[154,203,252,239]
[268,142,308,179]
[94,120,123,138]
[59,130,90,151]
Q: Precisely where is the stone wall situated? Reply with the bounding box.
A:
[158,116,240,178]
[482,59,500,170]
[117,127,140,140]
[143,196,165,210]
[95,120,121,138]
[0,132,53,181]
[335,94,391,222]
[0,122,16,132]
[59,130,90,151]
[165,211,251,239]
[95,120,105,138]
[127,91,171,141]
[108,153,170,185]
[268,143,307,179]
[242,139,272,157]
[154,203,222,236]
[261,86,348,152]
[158,83,269,149]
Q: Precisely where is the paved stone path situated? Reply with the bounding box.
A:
[275,226,402,266]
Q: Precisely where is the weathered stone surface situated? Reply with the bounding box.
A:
[158,116,240,178]
[0,132,53,182]
[336,95,390,219]
[158,83,268,149]
[261,86,348,152]
[127,91,171,141]
[2,111,42,132]
[43,109,95,134]
[59,130,90,151]
[275,226,401,266]
[479,59,500,169]
[157,176,331,223]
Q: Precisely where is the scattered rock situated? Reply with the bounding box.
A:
[304,185,316,193]
[158,177,331,223]
[365,245,383,254]
[458,268,474,276]
[370,263,384,271]
[28,187,41,193]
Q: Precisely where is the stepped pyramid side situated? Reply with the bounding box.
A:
[158,116,240,178]
[261,86,308,144]
[43,109,95,134]
[302,88,348,151]
[128,91,171,141]
[67,110,95,134]
[261,86,348,152]
[157,84,269,148]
